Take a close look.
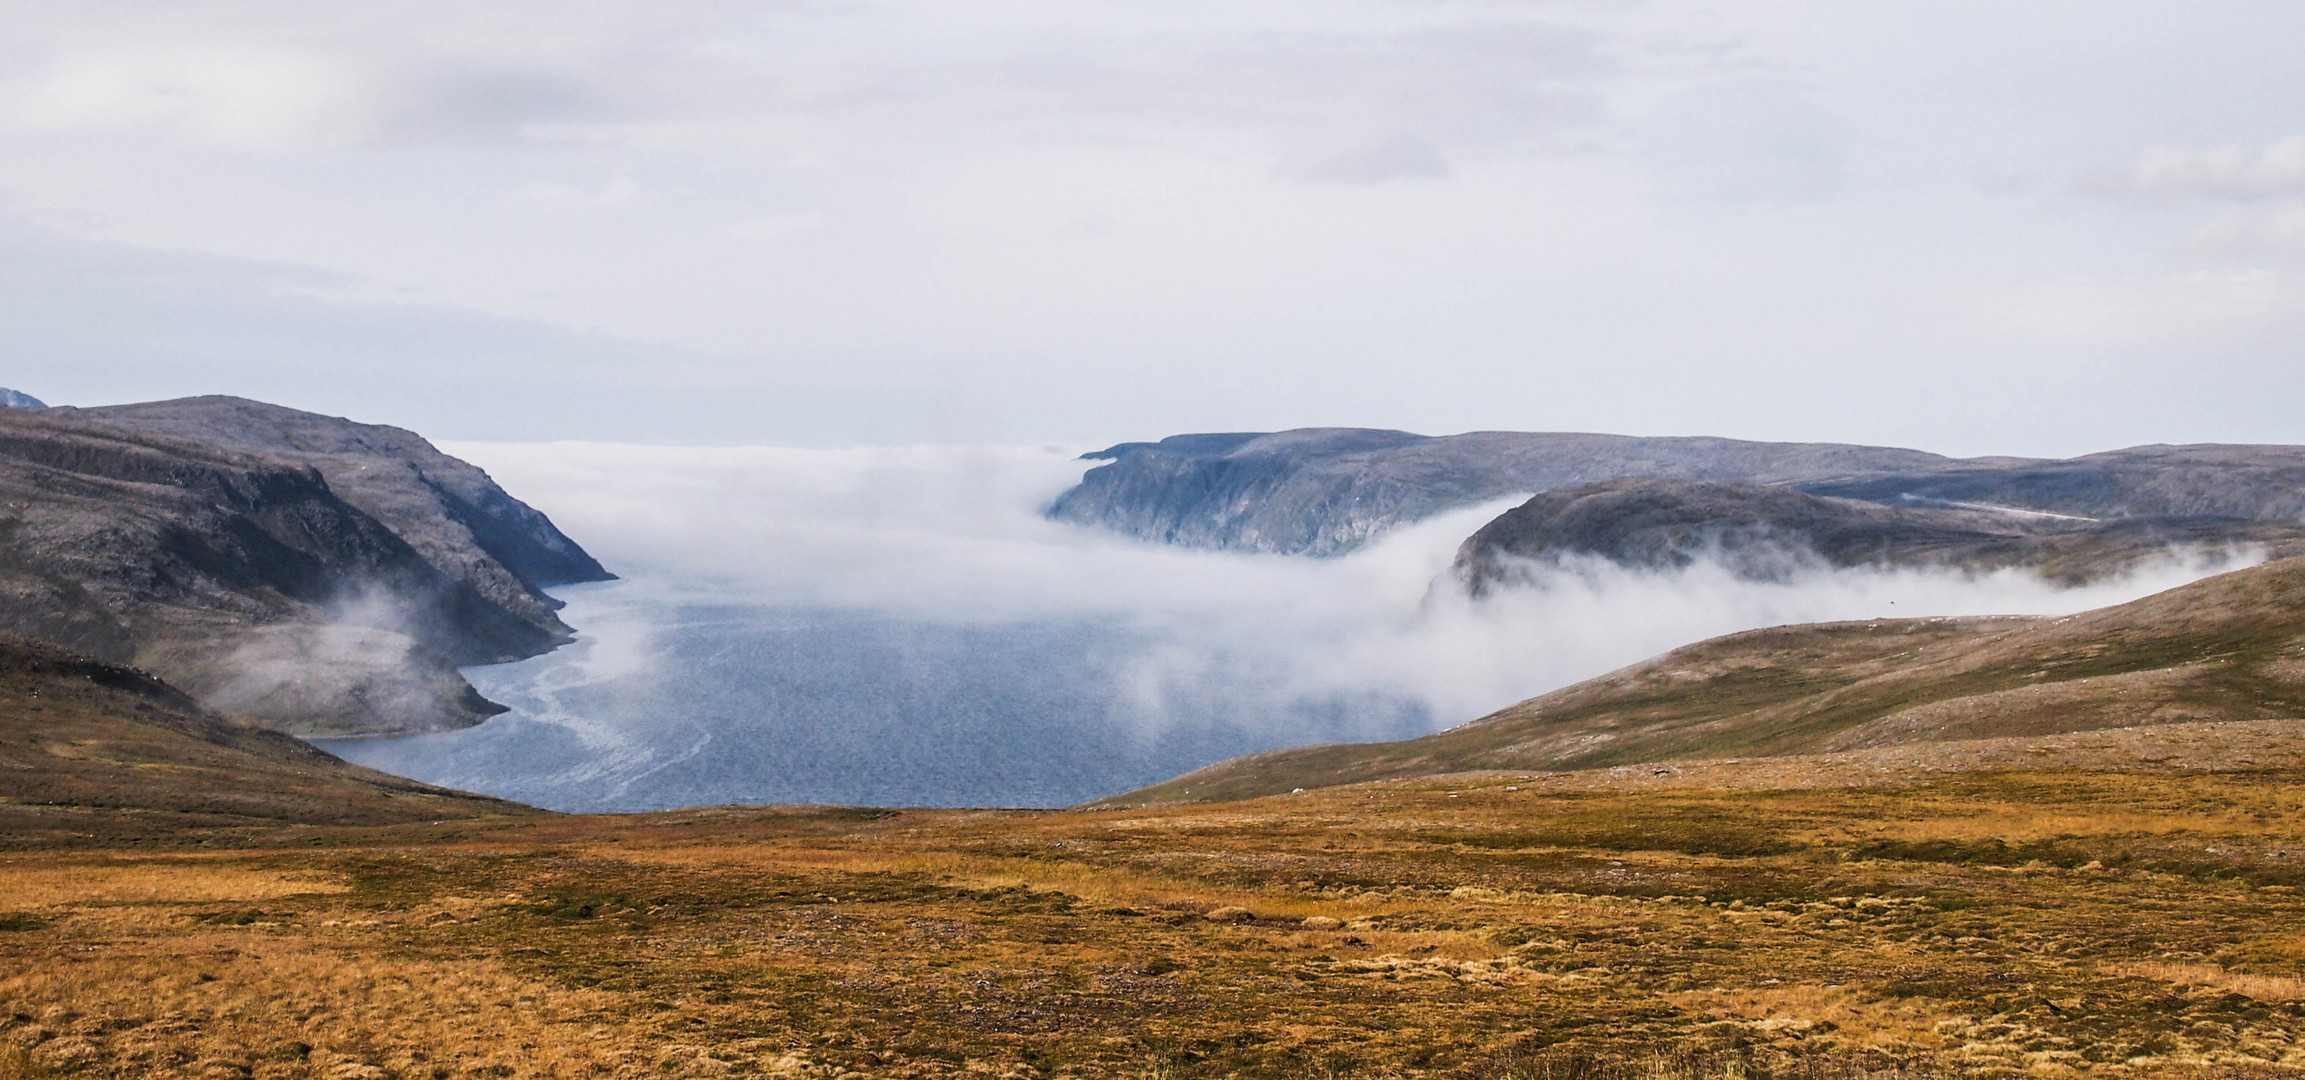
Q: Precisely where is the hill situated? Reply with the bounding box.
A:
[1805,443,2305,521]
[1115,554,2305,804]
[0,632,529,844]
[0,398,608,735]
[7,718,2305,1077]
[1453,477,2305,593]
[60,395,612,629]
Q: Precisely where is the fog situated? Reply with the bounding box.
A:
[316,442,2251,810]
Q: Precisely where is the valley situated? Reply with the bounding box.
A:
[3,404,2305,1077]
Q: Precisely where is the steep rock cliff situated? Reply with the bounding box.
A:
[0,400,609,735]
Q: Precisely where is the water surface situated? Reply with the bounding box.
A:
[319,582,1432,811]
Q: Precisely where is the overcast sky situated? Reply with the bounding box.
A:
[4,1,2304,454]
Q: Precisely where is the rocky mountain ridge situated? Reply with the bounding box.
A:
[59,396,611,640]
[0,396,609,736]
[1048,429,1957,555]
[1051,429,2305,565]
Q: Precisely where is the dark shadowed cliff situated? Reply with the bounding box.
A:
[0,398,609,736]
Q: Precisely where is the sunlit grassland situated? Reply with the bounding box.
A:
[5,763,2305,1079]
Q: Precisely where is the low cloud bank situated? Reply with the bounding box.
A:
[446,441,2249,736]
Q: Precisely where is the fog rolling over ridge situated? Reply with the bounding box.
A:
[1055,430,2305,557]
[321,442,2251,811]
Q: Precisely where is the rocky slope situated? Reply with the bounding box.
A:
[60,395,611,640]
[1113,554,2305,803]
[1453,477,2305,593]
[0,632,527,840]
[0,398,609,735]
[1050,429,2305,559]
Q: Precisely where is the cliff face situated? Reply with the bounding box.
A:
[1050,429,2305,565]
[0,399,610,736]
[59,396,612,636]
[1047,429,1957,555]
[1452,478,2305,593]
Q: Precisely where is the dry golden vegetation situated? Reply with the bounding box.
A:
[1126,558,2305,805]
[0,631,531,845]
[8,756,2305,1080]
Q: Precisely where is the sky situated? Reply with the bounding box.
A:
[4,1,2305,455]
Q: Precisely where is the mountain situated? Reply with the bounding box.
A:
[1113,554,2305,803]
[0,397,609,736]
[1453,477,2305,593]
[1046,429,1959,555]
[0,631,528,841]
[1046,429,1968,555]
[59,395,612,639]
[1048,428,2305,559]
[0,388,45,409]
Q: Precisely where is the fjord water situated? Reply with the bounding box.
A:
[317,443,2248,811]
[319,584,1430,810]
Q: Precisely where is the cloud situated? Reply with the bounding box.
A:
[445,441,2250,733]
[18,47,371,150]
[11,3,2305,457]
[514,177,654,212]
[1999,268,2305,350]
[1273,134,1450,185]
[2180,201,2305,258]
[13,45,601,151]
[730,211,820,239]
[1633,81,1850,208]
[377,66,597,144]
[2110,134,2305,201]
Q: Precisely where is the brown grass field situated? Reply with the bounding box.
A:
[13,561,2305,1078]
[8,746,2305,1080]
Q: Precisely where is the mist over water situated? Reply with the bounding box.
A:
[317,443,2255,811]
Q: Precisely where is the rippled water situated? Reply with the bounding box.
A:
[318,583,1431,811]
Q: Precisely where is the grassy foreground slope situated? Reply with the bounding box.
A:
[0,633,533,844]
[7,756,2305,1078]
[1119,556,2305,806]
